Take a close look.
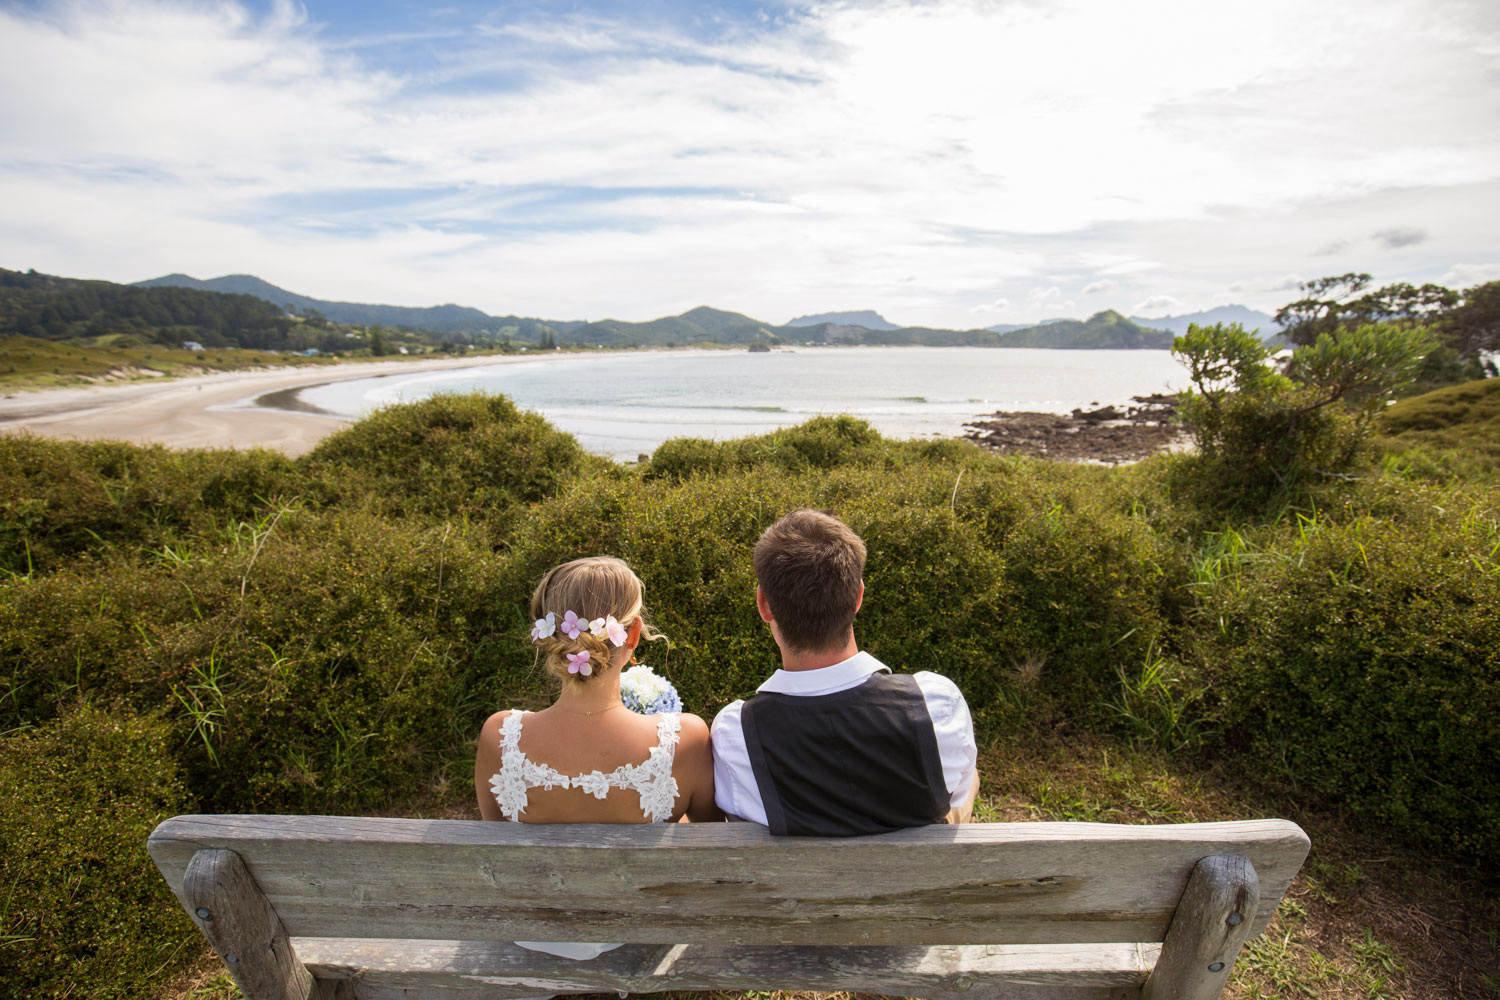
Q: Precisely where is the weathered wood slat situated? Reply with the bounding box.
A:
[348,983,1139,1000]
[292,938,1155,999]
[149,816,1308,946]
[1141,855,1260,1000]
[180,849,318,1000]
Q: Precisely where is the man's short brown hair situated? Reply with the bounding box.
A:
[753,509,867,653]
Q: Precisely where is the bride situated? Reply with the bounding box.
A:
[475,555,719,826]
[474,556,720,956]
[475,554,718,825]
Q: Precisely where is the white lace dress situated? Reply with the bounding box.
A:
[488,710,682,961]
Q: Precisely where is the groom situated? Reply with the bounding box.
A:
[712,509,978,835]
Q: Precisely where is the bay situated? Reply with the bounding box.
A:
[280,346,1189,460]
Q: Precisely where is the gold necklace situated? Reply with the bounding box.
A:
[576,703,624,717]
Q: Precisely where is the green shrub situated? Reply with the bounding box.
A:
[1172,321,1434,507]
[304,392,604,520]
[0,435,302,576]
[0,507,519,812]
[1197,490,1500,858]
[0,703,195,999]
[499,454,1176,725]
[644,415,958,481]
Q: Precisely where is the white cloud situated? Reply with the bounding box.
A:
[1029,286,1063,301]
[970,298,1011,313]
[0,0,1497,327]
[1135,295,1187,317]
[1228,273,1303,294]
[1082,279,1120,295]
[1440,262,1500,288]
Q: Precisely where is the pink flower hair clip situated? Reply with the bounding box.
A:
[560,610,586,639]
[566,650,592,676]
[589,614,629,647]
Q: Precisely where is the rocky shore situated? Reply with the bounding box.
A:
[964,394,1189,464]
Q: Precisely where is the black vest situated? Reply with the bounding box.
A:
[740,671,950,837]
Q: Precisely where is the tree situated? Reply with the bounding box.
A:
[1275,273,1372,346]
[1442,280,1500,363]
[368,327,392,357]
[1275,273,1458,347]
[1173,321,1433,493]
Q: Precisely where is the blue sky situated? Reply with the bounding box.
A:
[2,0,1498,327]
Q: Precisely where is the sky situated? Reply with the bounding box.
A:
[2,0,1498,328]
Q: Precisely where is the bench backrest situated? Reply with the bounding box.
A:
[148,814,1309,947]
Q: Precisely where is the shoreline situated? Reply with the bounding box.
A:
[0,347,1185,462]
[0,349,664,457]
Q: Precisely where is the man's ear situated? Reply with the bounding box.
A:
[854,580,864,614]
[755,585,774,623]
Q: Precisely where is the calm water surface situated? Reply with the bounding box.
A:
[277,347,1189,460]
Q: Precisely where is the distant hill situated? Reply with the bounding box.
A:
[1127,304,1280,338]
[785,310,897,330]
[992,310,1174,349]
[784,311,1169,349]
[19,267,1176,351]
[1,266,305,350]
[985,317,1076,334]
[569,306,782,347]
[134,273,579,341]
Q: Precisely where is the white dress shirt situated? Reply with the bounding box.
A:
[711,651,977,826]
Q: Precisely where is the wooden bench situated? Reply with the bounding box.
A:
[148,814,1309,1000]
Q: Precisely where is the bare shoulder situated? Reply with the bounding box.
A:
[478,709,513,741]
[675,713,712,750]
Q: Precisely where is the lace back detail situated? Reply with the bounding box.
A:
[489,711,682,823]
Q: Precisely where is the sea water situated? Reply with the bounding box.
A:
[275,346,1189,460]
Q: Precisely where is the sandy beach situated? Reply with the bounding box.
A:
[0,353,576,456]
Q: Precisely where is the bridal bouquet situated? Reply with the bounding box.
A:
[619,665,682,715]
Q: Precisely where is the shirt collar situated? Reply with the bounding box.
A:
[756,650,890,696]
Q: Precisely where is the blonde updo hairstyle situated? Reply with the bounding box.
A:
[529,556,663,685]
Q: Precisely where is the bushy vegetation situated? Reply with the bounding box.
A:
[305,392,609,521]
[1172,320,1433,505]
[1,382,1495,997]
[0,704,195,999]
[1194,491,1500,856]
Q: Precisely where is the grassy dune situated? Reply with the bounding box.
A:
[1376,376,1500,482]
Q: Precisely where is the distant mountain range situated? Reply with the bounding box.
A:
[786,310,897,330]
[566,306,783,347]
[124,272,1270,350]
[1126,304,1281,337]
[985,318,1074,334]
[989,311,1172,349]
[134,273,582,341]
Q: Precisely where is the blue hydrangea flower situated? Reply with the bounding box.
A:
[619,665,682,715]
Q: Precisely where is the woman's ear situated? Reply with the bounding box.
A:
[627,618,642,649]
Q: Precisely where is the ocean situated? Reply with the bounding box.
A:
[272,346,1190,460]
